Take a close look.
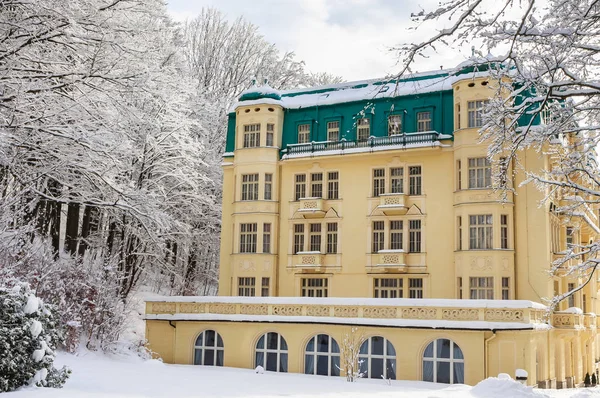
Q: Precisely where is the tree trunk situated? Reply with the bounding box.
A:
[65,201,80,256]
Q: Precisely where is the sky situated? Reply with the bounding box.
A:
[166,0,478,82]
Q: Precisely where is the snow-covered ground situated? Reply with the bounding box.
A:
[5,351,600,398]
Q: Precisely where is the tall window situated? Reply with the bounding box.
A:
[255,333,288,372]
[456,104,461,129]
[470,277,493,299]
[467,100,489,128]
[327,172,339,199]
[262,223,271,253]
[391,168,404,194]
[266,123,274,146]
[327,121,340,141]
[241,174,259,201]
[388,115,402,135]
[309,223,322,252]
[409,220,422,253]
[326,223,338,254]
[468,158,491,188]
[566,227,575,248]
[390,221,403,250]
[311,173,323,198]
[238,277,256,296]
[457,216,462,250]
[243,124,260,148]
[500,215,508,249]
[295,174,306,200]
[372,221,385,253]
[423,339,464,384]
[373,169,385,197]
[374,278,403,298]
[409,278,423,298]
[457,277,463,299]
[417,111,432,132]
[469,215,493,249]
[457,160,462,190]
[261,277,270,297]
[501,277,510,300]
[409,166,422,195]
[305,334,340,376]
[567,283,575,307]
[298,124,311,143]
[357,118,370,140]
[264,173,272,200]
[359,336,396,380]
[194,330,224,366]
[293,224,305,254]
[239,223,257,253]
[301,278,328,297]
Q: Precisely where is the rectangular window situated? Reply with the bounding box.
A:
[469,215,493,249]
[357,118,370,140]
[238,277,256,296]
[456,104,461,129]
[266,123,274,146]
[239,223,257,253]
[301,278,328,297]
[417,111,432,132]
[457,160,462,190]
[264,173,272,200]
[298,123,311,143]
[295,174,306,200]
[502,277,510,300]
[409,166,422,195]
[467,100,489,128]
[457,277,463,299]
[409,278,423,298]
[501,215,508,249]
[469,277,494,299]
[372,221,385,253]
[566,227,575,247]
[457,216,462,251]
[309,223,322,252]
[388,115,402,135]
[261,277,270,297]
[241,174,259,201]
[311,173,323,198]
[243,124,260,148]
[293,224,305,254]
[409,220,422,253]
[262,223,271,253]
[390,220,403,250]
[567,283,575,307]
[327,172,339,200]
[327,121,340,142]
[391,167,404,194]
[373,168,385,197]
[326,223,338,254]
[468,157,492,188]
[374,278,403,298]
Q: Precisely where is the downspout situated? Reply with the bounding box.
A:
[169,320,176,328]
[485,330,498,379]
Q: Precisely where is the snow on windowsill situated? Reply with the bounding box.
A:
[295,251,322,255]
[561,307,583,315]
[377,249,405,253]
[145,313,550,331]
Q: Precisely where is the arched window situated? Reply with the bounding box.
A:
[304,334,340,376]
[194,330,224,366]
[358,336,396,379]
[422,339,464,384]
[255,332,288,372]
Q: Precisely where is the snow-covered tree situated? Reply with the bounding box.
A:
[395,0,600,308]
[0,282,70,392]
[338,327,366,382]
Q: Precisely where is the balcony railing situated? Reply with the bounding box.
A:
[283,132,442,157]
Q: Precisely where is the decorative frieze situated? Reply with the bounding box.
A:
[442,309,479,321]
[363,307,397,318]
[485,309,524,322]
[402,307,437,319]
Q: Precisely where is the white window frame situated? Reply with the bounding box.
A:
[468,157,491,188]
[417,111,432,132]
[255,332,288,372]
[359,336,396,380]
[374,278,403,298]
[301,278,328,297]
[357,118,370,140]
[467,100,489,128]
[469,276,494,299]
[243,124,261,148]
[327,121,340,142]
[469,215,493,249]
[422,339,464,384]
[298,124,311,143]
[304,334,341,376]
[266,123,275,146]
[194,330,224,366]
[388,115,402,136]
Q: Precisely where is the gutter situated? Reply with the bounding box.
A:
[484,330,498,378]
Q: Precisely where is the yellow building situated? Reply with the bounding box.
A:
[146,62,600,388]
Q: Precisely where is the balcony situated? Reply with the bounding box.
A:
[367,250,407,272]
[282,132,444,159]
[378,193,407,215]
[298,197,325,218]
[551,311,584,329]
[293,251,325,268]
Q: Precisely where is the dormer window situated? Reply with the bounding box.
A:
[417,112,432,132]
[298,124,310,143]
[327,121,340,142]
[357,118,370,140]
[388,115,402,136]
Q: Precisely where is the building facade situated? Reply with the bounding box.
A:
[146,62,600,388]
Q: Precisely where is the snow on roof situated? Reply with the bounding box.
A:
[145,313,550,331]
[146,295,547,310]
[231,68,495,112]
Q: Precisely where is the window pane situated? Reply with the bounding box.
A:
[372,336,384,355]
[453,343,464,360]
[306,337,314,352]
[424,342,434,358]
[267,332,278,349]
[280,336,288,351]
[317,334,329,352]
[280,353,288,372]
[317,356,328,376]
[453,362,465,384]
[386,359,396,379]
[266,353,278,371]
[216,350,224,366]
[305,355,313,374]
[331,356,341,376]
[437,339,451,359]
[194,350,202,365]
[195,333,204,347]
[371,358,384,379]
[437,361,451,384]
[423,360,434,382]
[204,349,215,366]
[255,352,264,367]
[386,341,396,356]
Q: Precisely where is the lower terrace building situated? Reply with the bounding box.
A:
[145,61,600,388]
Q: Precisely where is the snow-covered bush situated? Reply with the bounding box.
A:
[0,282,70,392]
[338,327,366,382]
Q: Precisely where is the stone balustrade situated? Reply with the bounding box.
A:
[551,312,585,329]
